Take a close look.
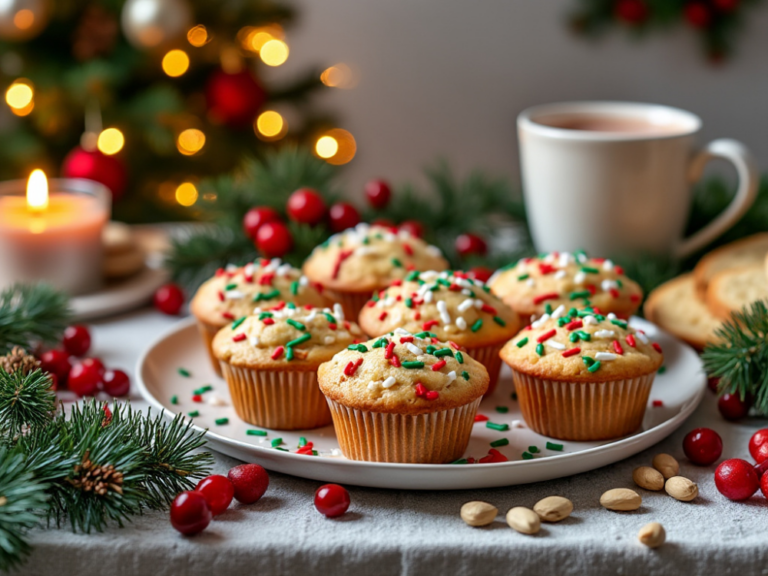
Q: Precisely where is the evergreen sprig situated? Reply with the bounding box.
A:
[702,300,768,415]
[0,284,71,354]
[0,369,57,438]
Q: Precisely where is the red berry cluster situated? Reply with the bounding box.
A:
[709,428,768,501]
[38,325,130,397]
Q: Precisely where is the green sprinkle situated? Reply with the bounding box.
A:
[177,368,191,377]
[258,311,274,320]
[271,438,283,448]
[490,438,509,447]
[286,302,296,309]
[528,445,539,454]
[311,450,318,456]
[462,371,470,380]
[362,236,370,245]
[587,360,601,373]
[402,361,425,369]
[193,385,213,395]
[405,297,414,308]
[347,343,368,353]
[544,303,553,314]
[486,422,509,431]
[425,345,437,355]
[391,258,403,268]
[516,337,529,348]
[450,458,468,465]
[658,365,667,374]
[569,290,591,300]
[246,429,267,436]
[576,330,591,341]
[496,406,509,413]
[290,281,299,295]
[580,266,599,274]
[224,282,238,291]
[582,356,595,367]
[170,395,178,405]
[568,307,579,317]
[610,319,628,329]
[324,313,336,324]
[517,273,530,281]
[428,284,440,292]
[546,441,564,451]
[493,316,506,327]
[406,270,421,281]
[557,317,568,327]
[299,436,307,447]
[287,333,312,347]
[436,278,451,287]
[215,417,229,426]
[372,338,388,349]
[286,318,306,331]
[230,317,247,331]
[372,293,380,302]
[616,279,624,288]
[415,331,436,339]
[536,343,544,356]
[434,348,453,358]
[455,351,464,364]
[187,410,199,418]
[569,332,580,343]
[471,319,483,332]
[286,346,295,361]
[522,452,534,460]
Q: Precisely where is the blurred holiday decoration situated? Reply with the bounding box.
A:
[569,0,765,61]
[0,0,343,221]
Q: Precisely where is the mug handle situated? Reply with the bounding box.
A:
[676,139,759,258]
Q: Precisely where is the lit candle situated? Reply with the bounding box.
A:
[0,171,110,295]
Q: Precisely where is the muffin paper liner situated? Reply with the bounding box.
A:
[322,288,372,323]
[221,363,332,430]
[196,319,223,377]
[325,397,481,463]
[509,369,656,441]
[466,342,505,396]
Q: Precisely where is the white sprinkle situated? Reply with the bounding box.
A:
[336,331,350,340]
[331,448,342,456]
[225,263,238,272]
[458,299,474,313]
[250,336,260,346]
[473,299,483,309]
[208,394,228,407]
[607,312,617,321]
[391,311,403,324]
[384,232,397,242]
[334,303,345,322]
[424,290,434,303]
[367,381,378,390]
[446,371,457,383]
[416,355,425,361]
[355,246,376,257]
[406,343,422,356]
[244,263,255,277]
[558,252,573,267]
[437,300,451,324]
[462,288,473,296]
[531,314,550,329]
[547,340,566,350]
[551,305,566,319]
[277,263,292,277]
[603,259,614,271]
[573,272,586,285]
[554,270,567,280]
[636,332,649,344]
[601,279,618,292]
[323,335,336,345]
[382,377,396,389]
[526,278,536,287]
[253,307,262,314]
[595,352,617,361]
[583,315,598,326]
[511,419,525,429]
[225,290,245,300]
[299,275,309,286]
[456,317,467,330]
[306,309,317,322]
[594,330,615,338]
[420,271,439,280]
[576,252,588,263]
[394,327,411,336]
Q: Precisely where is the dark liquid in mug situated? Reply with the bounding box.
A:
[536,114,686,136]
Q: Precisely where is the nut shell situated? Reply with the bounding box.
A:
[533,496,573,522]
[638,522,666,548]
[506,507,541,534]
[460,501,498,527]
[633,466,665,491]
[600,488,642,511]
[665,476,698,502]
[652,454,680,479]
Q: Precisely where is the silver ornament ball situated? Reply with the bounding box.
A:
[0,0,49,41]
[121,0,192,50]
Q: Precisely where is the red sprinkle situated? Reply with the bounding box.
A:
[271,346,284,359]
[328,323,337,330]
[474,414,489,422]
[564,320,583,331]
[391,279,403,287]
[271,301,286,311]
[232,333,246,342]
[652,400,664,407]
[262,318,275,325]
[414,383,427,397]
[243,272,254,283]
[449,283,462,292]
[537,329,557,343]
[480,303,497,315]
[366,300,377,308]
[449,341,462,350]
[562,347,581,358]
[538,263,556,275]
[609,288,620,299]
[425,390,439,401]
[384,341,396,359]
[217,291,225,302]
[405,263,416,271]
[586,284,597,296]
[414,312,421,320]
[403,244,414,256]
[431,360,447,371]
[630,294,641,302]
[332,249,354,280]
[533,292,559,305]
[379,311,388,321]
[389,354,401,368]
[625,334,636,348]
[422,319,439,331]
[344,358,363,377]
[400,336,414,343]
[612,340,624,355]
[259,272,275,286]
[192,394,202,403]
[215,268,225,277]
[221,312,235,320]
[344,321,352,330]
[615,265,624,275]
[652,342,662,353]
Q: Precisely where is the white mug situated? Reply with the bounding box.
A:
[517,101,759,258]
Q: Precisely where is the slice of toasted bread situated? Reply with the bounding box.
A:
[644,274,722,350]
[694,233,768,296]
[706,264,768,320]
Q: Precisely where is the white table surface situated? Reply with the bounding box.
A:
[23,307,768,576]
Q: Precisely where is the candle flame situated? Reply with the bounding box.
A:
[26,169,48,212]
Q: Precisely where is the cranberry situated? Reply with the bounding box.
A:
[718,392,750,421]
[762,472,768,499]
[683,428,723,465]
[756,459,768,479]
[286,188,326,225]
[62,325,91,357]
[715,458,760,501]
[39,349,72,384]
[81,357,106,376]
[707,376,720,393]
[243,206,281,239]
[749,429,768,464]
[455,233,488,257]
[328,202,361,232]
[614,0,648,24]
[227,463,269,504]
[154,284,185,315]
[398,220,424,238]
[314,483,350,518]
[469,266,494,283]
[364,179,391,209]
[196,474,235,516]
[256,221,293,258]
[102,369,130,397]
[684,2,711,28]
[170,491,212,535]
[68,361,102,397]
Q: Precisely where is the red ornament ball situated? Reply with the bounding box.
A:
[39,349,72,385]
[314,483,350,518]
[469,266,494,284]
[154,284,185,316]
[615,0,649,23]
[206,69,266,127]
[684,2,711,28]
[365,179,391,209]
[61,146,127,202]
[749,429,768,464]
[287,189,326,225]
[243,207,281,240]
[62,325,91,357]
[399,220,424,239]
[718,392,750,421]
[102,369,130,397]
[170,491,212,536]
[329,202,361,232]
[715,458,760,501]
[68,361,102,397]
[196,474,235,516]
[683,427,723,465]
[455,233,488,257]
[256,221,293,258]
[227,463,269,504]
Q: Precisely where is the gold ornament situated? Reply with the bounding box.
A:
[0,0,49,42]
[120,0,191,50]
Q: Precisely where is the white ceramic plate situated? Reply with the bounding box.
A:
[136,316,705,490]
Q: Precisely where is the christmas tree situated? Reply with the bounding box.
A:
[0,0,342,222]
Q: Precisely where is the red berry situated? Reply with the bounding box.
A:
[399,220,424,238]
[68,361,102,397]
[154,284,185,315]
[314,483,350,518]
[62,325,91,357]
[81,357,106,376]
[715,458,760,501]
[102,369,130,397]
[684,2,711,28]
[195,474,235,516]
[39,349,72,384]
[227,463,269,504]
[328,202,361,232]
[243,207,281,239]
[364,179,391,209]
[762,471,768,499]
[713,0,739,10]
[287,188,326,225]
[469,266,494,283]
[749,429,768,464]
[615,0,649,23]
[455,233,488,257]
[707,376,720,393]
[683,427,723,465]
[718,392,750,421]
[756,459,768,479]
[256,221,293,258]
[170,491,212,535]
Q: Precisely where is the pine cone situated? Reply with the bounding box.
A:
[0,346,41,376]
[72,4,119,62]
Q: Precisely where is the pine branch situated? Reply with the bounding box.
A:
[0,284,71,354]
[0,369,57,439]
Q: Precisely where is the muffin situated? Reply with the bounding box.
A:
[357,270,521,395]
[191,258,328,374]
[499,306,663,441]
[302,223,449,320]
[212,303,361,430]
[318,331,489,463]
[489,251,643,321]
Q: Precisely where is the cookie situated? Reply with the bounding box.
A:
[705,264,768,320]
[693,233,768,296]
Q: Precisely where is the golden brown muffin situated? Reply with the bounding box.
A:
[357,270,521,394]
[318,331,489,463]
[500,306,663,441]
[191,258,329,374]
[302,224,448,319]
[489,251,642,320]
[212,303,362,430]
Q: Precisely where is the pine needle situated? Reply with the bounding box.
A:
[0,284,71,354]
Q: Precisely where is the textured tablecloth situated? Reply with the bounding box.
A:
[21,309,768,576]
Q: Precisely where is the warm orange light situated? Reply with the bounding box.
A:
[260,39,288,66]
[162,49,190,77]
[13,9,34,30]
[97,128,124,155]
[6,80,33,115]
[315,135,338,159]
[255,110,285,140]
[316,129,356,165]
[175,182,198,206]
[320,64,356,89]
[26,169,48,212]
[187,25,208,47]
[177,128,206,155]
[241,24,284,53]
